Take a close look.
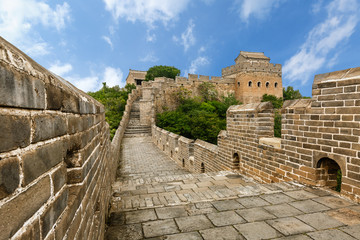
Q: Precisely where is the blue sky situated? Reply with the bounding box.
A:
[1,0,359,97]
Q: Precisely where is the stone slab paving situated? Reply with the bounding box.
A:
[106,136,360,239]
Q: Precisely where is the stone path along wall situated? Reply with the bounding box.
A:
[0,37,139,239]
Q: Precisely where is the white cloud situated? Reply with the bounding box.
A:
[58,66,124,92]
[67,76,100,93]
[146,30,157,42]
[49,62,73,76]
[178,20,196,52]
[234,0,281,23]
[185,56,210,75]
[103,67,124,87]
[102,36,113,49]
[103,0,190,27]
[140,53,159,62]
[26,42,50,57]
[0,0,71,56]
[311,0,323,14]
[283,0,359,84]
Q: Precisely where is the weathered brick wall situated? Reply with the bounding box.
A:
[194,140,219,173]
[217,102,277,182]
[0,37,137,239]
[279,67,360,202]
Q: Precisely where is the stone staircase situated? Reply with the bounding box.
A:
[124,99,151,137]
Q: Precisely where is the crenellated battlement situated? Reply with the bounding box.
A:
[222,61,282,77]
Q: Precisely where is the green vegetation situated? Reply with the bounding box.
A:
[145,65,181,81]
[88,83,136,139]
[261,86,310,138]
[156,83,241,144]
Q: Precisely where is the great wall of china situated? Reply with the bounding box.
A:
[1,36,360,239]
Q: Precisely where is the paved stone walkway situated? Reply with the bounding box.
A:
[106,136,360,240]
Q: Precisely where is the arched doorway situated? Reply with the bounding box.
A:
[233,153,240,171]
[201,163,205,173]
[316,157,342,192]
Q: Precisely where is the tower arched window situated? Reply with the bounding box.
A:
[275,82,278,88]
[248,81,252,87]
[266,82,270,88]
[257,82,261,88]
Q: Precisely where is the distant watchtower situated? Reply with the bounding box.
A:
[222,51,282,104]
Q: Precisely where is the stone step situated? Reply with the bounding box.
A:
[126,126,151,129]
[123,133,152,138]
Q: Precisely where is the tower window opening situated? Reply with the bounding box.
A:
[275,82,278,88]
[266,82,270,88]
[257,82,261,88]
[248,81,252,87]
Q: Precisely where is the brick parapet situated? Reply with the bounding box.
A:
[222,61,282,77]
[0,37,137,239]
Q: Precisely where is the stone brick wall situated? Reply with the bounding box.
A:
[194,140,219,173]
[150,67,360,203]
[222,61,282,77]
[0,37,138,239]
[217,102,277,182]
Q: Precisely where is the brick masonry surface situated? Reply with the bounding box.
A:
[150,67,360,204]
[0,37,140,240]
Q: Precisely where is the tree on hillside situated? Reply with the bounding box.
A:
[88,83,136,139]
[145,65,181,81]
[283,86,305,100]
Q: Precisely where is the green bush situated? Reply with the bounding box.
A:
[88,83,136,139]
[156,85,241,144]
[262,87,310,138]
[145,65,180,81]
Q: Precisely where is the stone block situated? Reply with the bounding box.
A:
[0,114,31,153]
[0,64,45,109]
[260,193,294,204]
[340,224,360,239]
[155,206,187,219]
[14,218,41,240]
[200,226,244,240]
[289,200,329,213]
[143,219,179,238]
[211,199,244,211]
[105,224,143,240]
[125,209,157,224]
[22,141,65,185]
[236,196,271,208]
[296,212,344,230]
[267,217,314,236]
[264,203,303,217]
[41,189,68,238]
[32,114,67,143]
[45,83,62,110]
[51,164,67,194]
[207,211,246,226]
[62,90,80,113]
[236,207,276,222]
[0,176,50,239]
[175,215,213,232]
[308,229,357,240]
[0,157,20,200]
[234,221,282,239]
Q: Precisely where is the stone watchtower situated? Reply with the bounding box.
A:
[222,51,282,104]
